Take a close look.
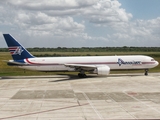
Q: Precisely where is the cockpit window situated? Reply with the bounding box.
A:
[151,59,155,61]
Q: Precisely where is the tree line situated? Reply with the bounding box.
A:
[0,47,160,52]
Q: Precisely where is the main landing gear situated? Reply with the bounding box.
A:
[78,73,87,78]
[78,70,87,78]
[144,69,148,76]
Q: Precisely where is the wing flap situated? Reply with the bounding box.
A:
[64,64,96,71]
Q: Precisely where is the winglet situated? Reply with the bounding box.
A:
[3,34,34,61]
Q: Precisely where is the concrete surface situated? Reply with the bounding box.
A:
[0,73,160,119]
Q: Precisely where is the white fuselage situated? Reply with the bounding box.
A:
[18,55,159,72]
[4,34,159,76]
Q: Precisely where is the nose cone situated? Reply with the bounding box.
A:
[155,61,159,66]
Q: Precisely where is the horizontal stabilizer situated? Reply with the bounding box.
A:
[7,61,28,66]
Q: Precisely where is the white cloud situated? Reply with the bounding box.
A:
[109,17,160,46]
[83,0,132,26]
[0,0,159,47]
[6,0,97,10]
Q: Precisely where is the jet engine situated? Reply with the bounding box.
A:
[94,65,110,76]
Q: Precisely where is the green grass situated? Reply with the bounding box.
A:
[0,52,159,76]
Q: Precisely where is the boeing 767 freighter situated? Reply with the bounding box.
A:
[3,34,159,78]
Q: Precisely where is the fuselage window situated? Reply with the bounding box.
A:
[151,59,155,61]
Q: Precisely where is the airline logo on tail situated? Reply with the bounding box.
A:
[9,46,24,55]
[117,58,141,66]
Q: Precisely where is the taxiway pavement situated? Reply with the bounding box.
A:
[0,73,160,119]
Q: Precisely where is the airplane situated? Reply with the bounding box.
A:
[3,34,159,78]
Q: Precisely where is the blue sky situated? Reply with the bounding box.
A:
[119,0,160,19]
[0,0,160,48]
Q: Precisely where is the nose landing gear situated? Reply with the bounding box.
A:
[144,69,148,76]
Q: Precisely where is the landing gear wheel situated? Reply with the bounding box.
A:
[144,69,148,76]
[78,73,87,78]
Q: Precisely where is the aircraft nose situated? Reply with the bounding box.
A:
[155,61,159,66]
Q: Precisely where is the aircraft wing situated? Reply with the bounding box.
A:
[64,64,97,71]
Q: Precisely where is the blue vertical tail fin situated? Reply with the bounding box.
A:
[3,34,34,61]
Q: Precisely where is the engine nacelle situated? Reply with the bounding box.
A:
[94,65,110,76]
